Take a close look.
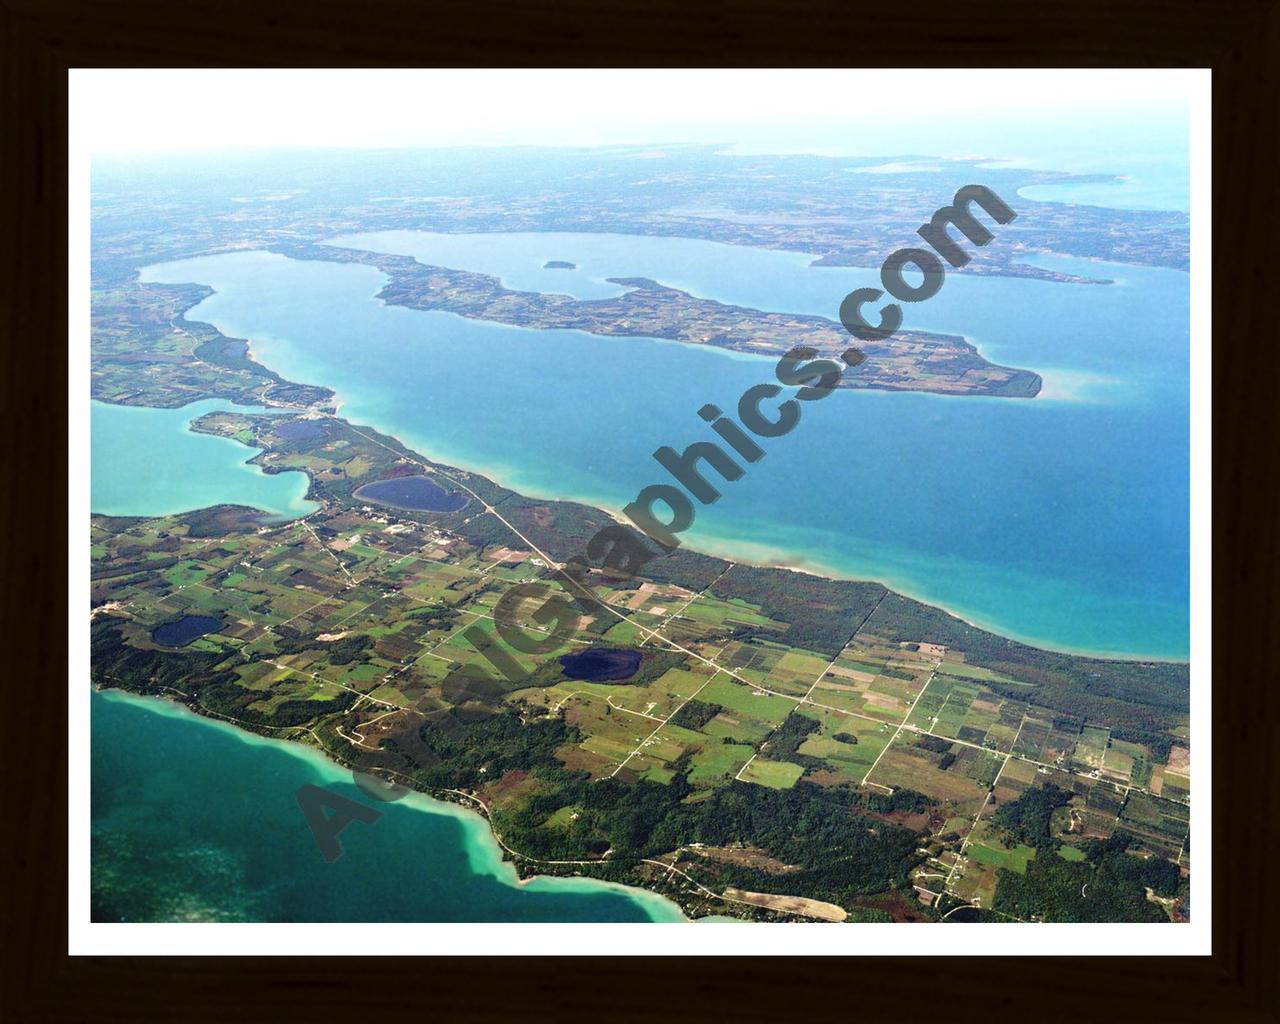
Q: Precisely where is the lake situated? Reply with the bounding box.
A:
[140,233,1189,657]
[560,648,645,682]
[151,614,223,647]
[352,474,470,512]
[100,221,1189,925]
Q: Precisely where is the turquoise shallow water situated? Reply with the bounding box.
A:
[91,399,315,519]
[91,689,687,922]
[140,235,1190,657]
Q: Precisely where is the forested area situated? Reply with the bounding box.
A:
[362,706,926,907]
[992,784,1073,848]
[989,785,1180,922]
[994,831,1178,923]
[668,700,724,731]
[709,565,885,658]
[92,620,224,694]
[90,620,360,728]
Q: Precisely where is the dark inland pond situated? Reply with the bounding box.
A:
[559,647,643,682]
[352,475,469,512]
[270,419,329,441]
[152,615,223,647]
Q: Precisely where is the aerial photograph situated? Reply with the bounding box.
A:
[80,69,1199,935]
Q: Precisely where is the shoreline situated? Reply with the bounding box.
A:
[89,398,317,520]
[303,398,1187,665]
[95,686,697,923]
[156,257,1187,663]
[123,384,1187,665]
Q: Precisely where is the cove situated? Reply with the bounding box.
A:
[91,399,316,519]
[139,237,1189,658]
[91,688,687,922]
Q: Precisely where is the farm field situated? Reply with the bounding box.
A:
[90,406,1192,924]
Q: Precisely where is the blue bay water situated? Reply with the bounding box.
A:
[91,399,316,519]
[140,235,1190,658]
[91,688,686,922]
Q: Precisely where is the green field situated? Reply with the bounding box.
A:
[968,841,1036,875]
[740,758,805,789]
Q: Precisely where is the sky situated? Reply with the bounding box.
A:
[72,68,1205,167]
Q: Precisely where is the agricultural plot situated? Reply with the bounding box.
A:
[524,663,713,725]
[701,708,776,746]
[1070,725,1111,771]
[1119,792,1190,859]
[741,644,832,698]
[561,697,653,776]
[715,638,791,689]
[904,673,1023,753]
[739,757,805,789]
[506,656,730,783]
[606,720,702,783]
[962,747,1007,789]
[949,819,1037,908]
[162,559,216,588]
[1158,745,1191,800]
[1014,767,1117,843]
[598,616,648,647]
[654,590,786,646]
[687,740,756,786]
[809,641,926,721]
[697,674,796,726]
[246,673,349,715]
[1080,779,1126,836]
[475,554,547,587]
[1099,744,1136,784]
[985,700,1031,752]
[670,675,797,787]
[362,654,456,707]
[932,656,1025,686]
[1160,770,1191,801]
[1039,718,1086,766]
[396,557,489,606]
[596,580,700,637]
[866,731,991,816]
[794,706,896,783]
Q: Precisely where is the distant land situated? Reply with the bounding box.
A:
[91,145,1189,282]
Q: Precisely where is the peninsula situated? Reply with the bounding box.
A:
[88,145,1191,924]
[91,391,1190,924]
[276,242,1043,399]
